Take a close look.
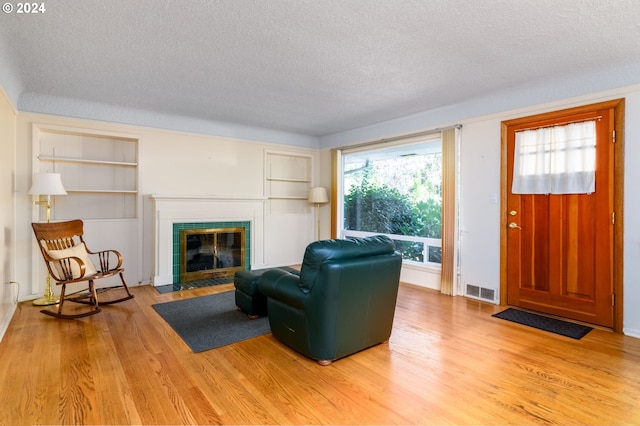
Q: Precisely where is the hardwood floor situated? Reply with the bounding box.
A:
[1,282,639,425]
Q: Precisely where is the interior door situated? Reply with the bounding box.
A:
[505,107,615,328]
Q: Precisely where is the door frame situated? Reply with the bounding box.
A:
[499,99,625,332]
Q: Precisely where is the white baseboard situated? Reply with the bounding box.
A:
[622,327,640,339]
[0,303,17,344]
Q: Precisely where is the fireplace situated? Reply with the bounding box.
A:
[180,227,245,282]
[172,221,251,284]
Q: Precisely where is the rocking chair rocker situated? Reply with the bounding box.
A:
[32,219,134,319]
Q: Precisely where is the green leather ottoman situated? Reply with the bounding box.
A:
[234,270,267,319]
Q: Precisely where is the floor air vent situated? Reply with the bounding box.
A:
[480,287,495,301]
[466,284,495,302]
[466,284,480,297]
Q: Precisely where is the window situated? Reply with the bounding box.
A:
[340,137,442,267]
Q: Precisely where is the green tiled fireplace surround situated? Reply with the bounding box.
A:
[172,221,251,284]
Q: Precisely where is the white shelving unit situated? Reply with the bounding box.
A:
[263,150,315,265]
[33,124,139,220]
[265,151,312,214]
[31,123,143,288]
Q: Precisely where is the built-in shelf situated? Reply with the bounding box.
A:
[267,177,311,183]
[39,156,138,167]
[67,189,139,194]
[265,151,313,214]
[34,123,139,220]
[268,196,308,200]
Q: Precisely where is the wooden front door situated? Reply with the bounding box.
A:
[504,103,617,328]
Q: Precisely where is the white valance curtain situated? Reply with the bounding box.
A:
[512,120,596,194]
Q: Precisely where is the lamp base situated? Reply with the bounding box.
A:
[33,273,59,306]
[32,295,59,306]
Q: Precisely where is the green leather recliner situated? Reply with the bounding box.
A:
[258,235,402,365]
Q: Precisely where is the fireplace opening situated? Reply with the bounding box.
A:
[180,227,245,282]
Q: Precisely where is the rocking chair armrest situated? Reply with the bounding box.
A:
[86,248,123,271]
[43,254,88,282]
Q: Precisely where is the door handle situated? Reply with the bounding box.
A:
[508,222,521,229]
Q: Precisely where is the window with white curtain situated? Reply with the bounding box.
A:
[512,120,596,194]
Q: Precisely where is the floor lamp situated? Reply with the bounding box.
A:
[29,172,67,306]
[308,187,329,241]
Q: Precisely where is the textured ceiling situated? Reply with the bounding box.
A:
[1,0,639,142]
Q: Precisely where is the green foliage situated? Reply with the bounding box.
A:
[344,182,412,234]
[344,182,442,262]
[343,152,442,263]
[344,185,441,239]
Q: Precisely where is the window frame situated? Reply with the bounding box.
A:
[336,133,443,270]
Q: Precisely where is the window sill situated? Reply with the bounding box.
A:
[402,261,441,274]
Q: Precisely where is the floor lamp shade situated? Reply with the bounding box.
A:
[28,173,68,197]
[29,172,67,224]
[308,187,329,204]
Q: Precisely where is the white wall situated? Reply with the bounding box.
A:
[12,112,320,302]
[458,119,502,296]
[319,85,640,338]
[621,90,640,337]
[459,88,640,338]
[0,87,17,338]
[5,83,640,338]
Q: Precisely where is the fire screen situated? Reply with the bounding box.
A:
[180,227,245,282]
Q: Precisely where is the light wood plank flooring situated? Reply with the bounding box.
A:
[1,282,639,425]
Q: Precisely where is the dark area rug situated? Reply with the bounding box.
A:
[152,291,270,352]
[493,308,592,339]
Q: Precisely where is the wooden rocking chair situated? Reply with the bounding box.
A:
[32,219,134,319]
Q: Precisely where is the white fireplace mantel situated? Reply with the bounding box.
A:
[151,194,267,285]
[151,194,268,202]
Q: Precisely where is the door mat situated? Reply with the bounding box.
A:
[492,308,593,339]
